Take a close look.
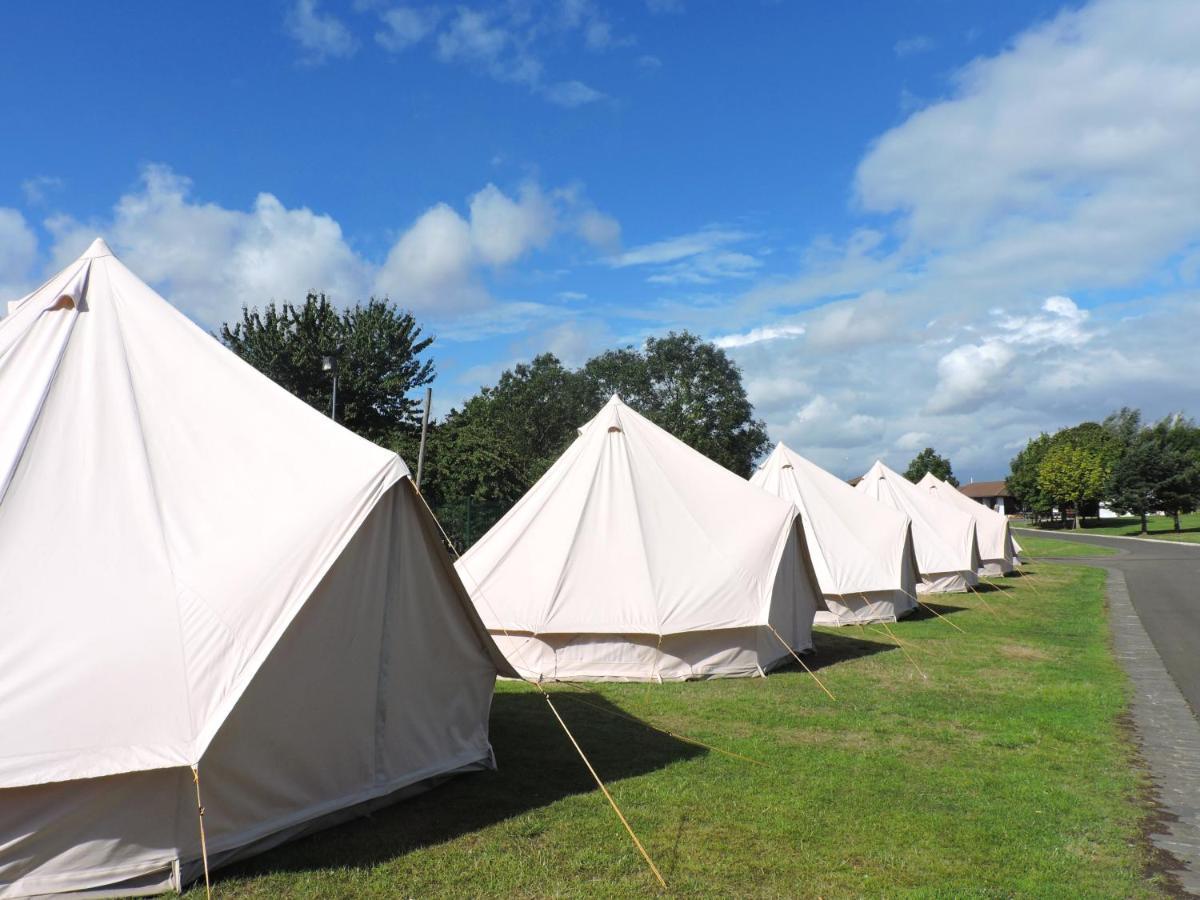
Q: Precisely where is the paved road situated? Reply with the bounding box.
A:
[1017,529,1200,718]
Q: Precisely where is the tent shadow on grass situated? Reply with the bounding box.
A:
[800,628,898,672]
[904,600,968,623]
[207,690,703,885]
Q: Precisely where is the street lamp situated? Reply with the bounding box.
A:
[321,354,338,422]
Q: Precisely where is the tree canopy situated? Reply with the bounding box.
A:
[429,332,770,519]
[219,293,434,448]
[904,447,959,486]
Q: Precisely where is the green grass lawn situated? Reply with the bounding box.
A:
[1016,531,1119,558]
[193,563,1167,898]
[1031,512,1200,544]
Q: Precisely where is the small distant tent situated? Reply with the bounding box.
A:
[750,443,919,625]
[917,473,1017,576]
[0,240,511,898]
[855,461,981,593]
[455,396,823,682]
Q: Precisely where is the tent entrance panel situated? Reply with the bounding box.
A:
[917,571,978,594]
[979,558,1014,577]
[816,589,915,626]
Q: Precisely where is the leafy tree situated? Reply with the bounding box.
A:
[430,333,770,536]
[1108,430,1171,533]
[904,447,959,487]
[582,332,770,477]
[220,294,434,448]
[1149,414,1200,532]
[439,353,594,500]
[1037,444,1110,529]
[1007,433,1054,521]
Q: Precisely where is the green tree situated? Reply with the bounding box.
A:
[904,447,959,487]
[1107,430,1170,533]
[1037,444,1110,529]
[219,294,434,448]
[1007,433,1054,521]
[582,332,770,477]
[1149,414,1200,532]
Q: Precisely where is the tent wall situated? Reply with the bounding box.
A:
[917,570,978,594]
[488,522,819,682]
[0,483,500,898]
[816,590,912,626]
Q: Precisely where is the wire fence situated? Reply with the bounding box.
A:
[430,497,509,553]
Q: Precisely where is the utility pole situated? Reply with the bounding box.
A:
[416,387,432,491]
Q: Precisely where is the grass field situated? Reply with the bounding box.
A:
[193,562,1167,898]
[1017,531,1119,558]
[1032,512,1200,544]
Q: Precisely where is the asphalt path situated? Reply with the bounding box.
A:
[1017,528,1200,719]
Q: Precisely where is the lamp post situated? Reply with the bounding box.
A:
[321,354,338,422]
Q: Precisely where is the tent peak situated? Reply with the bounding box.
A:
[81,237,114,260]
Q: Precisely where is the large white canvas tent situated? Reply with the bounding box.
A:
[916,473,1018,576]
[750,443,919,626]
[454,396,823,682]
[855,461,981,594]
[0,240,512,898]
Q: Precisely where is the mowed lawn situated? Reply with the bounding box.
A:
[192,545,1166,898]
[1017,531,1119,558]
[1032,512,1200,544]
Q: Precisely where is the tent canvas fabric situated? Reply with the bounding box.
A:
[455,396,823,681]
[854,461,981,594]
[916,473,1018,576]
[750,443,918,626]
[0,240,511,898]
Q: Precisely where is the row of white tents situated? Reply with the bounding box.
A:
[0,241,1019,897]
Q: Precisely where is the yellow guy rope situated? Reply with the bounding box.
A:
[535,685,668,889]
[766,623,836,701]
[902,588,966,634]
[410,482,668,890]
[190,765,212,900]
[966,583,1003,619]
[856,594,926,680]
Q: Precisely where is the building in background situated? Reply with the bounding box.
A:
[958,480,1016,515]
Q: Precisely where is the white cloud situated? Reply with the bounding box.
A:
[374,5,440,51]
[20,176,63,207]
[576,209,621,251]
[18,165,617,333]
[468,183,556,266]
[608,227,760,283]
[927,340,1018,415]
[0,209,38,300]
[285,0,358,63]
[894,35,934,58]
[542,79,607,108]
[712,324,805,349]
[995,295,1091,347]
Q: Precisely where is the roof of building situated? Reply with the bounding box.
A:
[958,480,1012,498]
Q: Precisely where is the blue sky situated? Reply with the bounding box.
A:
[2,0,1198,479]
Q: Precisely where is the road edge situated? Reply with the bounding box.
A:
[1106,567,1200,895]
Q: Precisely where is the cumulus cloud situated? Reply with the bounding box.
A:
[285,0,358,63]
[927,340,1018,415]
[13,165,618,332]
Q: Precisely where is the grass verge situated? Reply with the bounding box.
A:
[1017,531,1118,558]
[192,563,1166,898]
[1032,512,1200,544]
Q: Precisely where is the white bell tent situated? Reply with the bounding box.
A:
[455,396,823,682]
[916,473,1018,576]
[750,443,919,625]
[855,461,981,593]
[0,240,511,898]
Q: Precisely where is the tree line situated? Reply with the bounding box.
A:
[1007,408,1200,531]
[219,296,770,542]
